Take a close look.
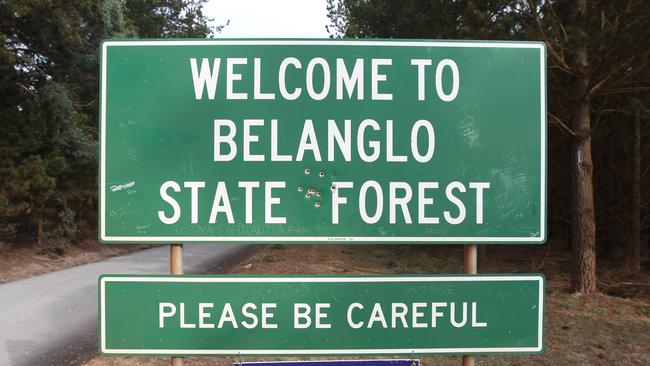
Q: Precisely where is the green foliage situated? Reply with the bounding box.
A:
[326,0,524,40]
[327,0,650,264]
[0,0,216,244]
[124,0,215,38]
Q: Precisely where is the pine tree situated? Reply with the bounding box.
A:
[327,0,650,292]
[0,0,216,246]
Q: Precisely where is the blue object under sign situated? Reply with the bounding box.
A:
[236,360,420,366]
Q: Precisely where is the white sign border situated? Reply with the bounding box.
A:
[100,275,544,355]
[99,40,547,243]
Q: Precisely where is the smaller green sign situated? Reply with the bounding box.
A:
[99,275,544,356]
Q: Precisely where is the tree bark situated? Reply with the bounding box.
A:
[570,0,598,294]
[626,103,641,273]
[36,211,44,247]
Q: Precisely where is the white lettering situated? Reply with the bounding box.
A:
[371,59,392,100]
[158,181,181,224]
[209,182,234,224]
[435,59,459,102]
[253,58,275,99]
[411,59,432,101]
[336,58,364,100]
[265,182,286,224]
[190,58,220,100]
[159,302,176,328]
[279,57,302,100]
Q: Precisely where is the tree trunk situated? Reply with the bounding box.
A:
[626,104,641,273]
[36,211,44,247]
[570,0,598,294]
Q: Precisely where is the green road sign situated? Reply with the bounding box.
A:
[99,275,544,356]
[100,39,547,243]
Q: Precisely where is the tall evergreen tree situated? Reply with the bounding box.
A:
[517,0,650,289]
[124,0,216,38]
[328,0,650,292]
[0,0,216,246]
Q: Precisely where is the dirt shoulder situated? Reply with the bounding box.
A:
[0,239,152,284]
[83,244,650,366]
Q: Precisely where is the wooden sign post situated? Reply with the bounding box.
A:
[463,244,478,366]
[170,244,183,366]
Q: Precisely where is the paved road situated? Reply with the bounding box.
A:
[0,244,256,366]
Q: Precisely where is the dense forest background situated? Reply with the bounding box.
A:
[0,0,217,248]
[326,0,650,293]
[0,0,649,294]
